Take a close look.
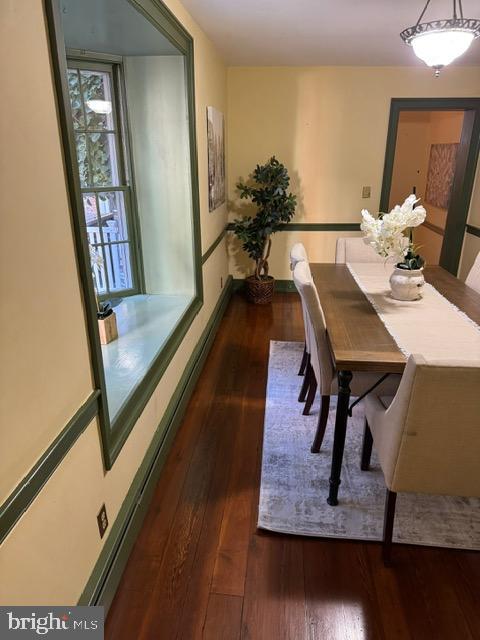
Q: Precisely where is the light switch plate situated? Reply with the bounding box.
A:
[362,186,371,198]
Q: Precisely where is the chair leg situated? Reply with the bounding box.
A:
[361,420,373,470]
[298,358,312,402]
[298,343,308,376]
[382,489,397,566]
[311,395,330,452]
[303,372,318,415]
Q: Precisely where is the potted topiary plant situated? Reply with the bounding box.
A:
[233,156,297,304]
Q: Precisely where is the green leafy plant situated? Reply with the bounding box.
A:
[396,229,425,270]
[68,70,113,188]
[233,157,297,280]
[397,244,425,270]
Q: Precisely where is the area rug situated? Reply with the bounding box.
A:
[258,341,480,549]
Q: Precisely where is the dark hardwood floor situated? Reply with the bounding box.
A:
[106,293,480,640]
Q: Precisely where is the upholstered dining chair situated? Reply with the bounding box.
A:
[335,236,409,264]
[335,237,387,264]
[293,261,400,452]
[465,252,480,294]
[290,243,310,378]
[361,354,480,564]
[290,242,308,270]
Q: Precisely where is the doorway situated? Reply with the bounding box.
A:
[380,98,480,275]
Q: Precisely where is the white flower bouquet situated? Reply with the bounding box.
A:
[361,194,427,270]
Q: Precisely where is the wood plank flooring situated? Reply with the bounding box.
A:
[106,293,480,640]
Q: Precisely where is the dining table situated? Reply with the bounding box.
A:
[310,262,480,506]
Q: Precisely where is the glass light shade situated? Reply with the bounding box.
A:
[411,29,474,67]
[86,99,113,114]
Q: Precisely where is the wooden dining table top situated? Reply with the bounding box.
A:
[310,263,480,374]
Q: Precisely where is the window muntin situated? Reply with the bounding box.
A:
[67,62,138,296]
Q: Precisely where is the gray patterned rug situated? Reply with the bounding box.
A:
[258,341,480,549]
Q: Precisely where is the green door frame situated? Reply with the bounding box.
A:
[44,0,203,468]
[379,97,480,275]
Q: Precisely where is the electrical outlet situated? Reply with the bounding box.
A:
[362,186,371,198]
[97,504,109,539]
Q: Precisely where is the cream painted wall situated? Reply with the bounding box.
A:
[459,232,480,281]
[227,66,480,280]
[125,55,195,295]
[389,111,430,209]
[459,155,480,280]
[228,229,361,279]
[0,0,94,504]
[0,0,228,605]
[179,0,228,252]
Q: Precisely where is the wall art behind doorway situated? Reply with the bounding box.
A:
[425,143,459,209]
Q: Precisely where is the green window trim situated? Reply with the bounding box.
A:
[45,0,203,469]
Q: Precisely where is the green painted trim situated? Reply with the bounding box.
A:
[78,277,233,613]
[380,98,480,276]
[45,0,112,463]
[128,0,191,53]
[233,278,297,293]
[0,391,100,544]
[45,0,204,469]
[466,224,480,239]
[202,227,227,264]
[226,222,361,232]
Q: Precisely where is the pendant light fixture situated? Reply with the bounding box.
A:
[400,0,480,76]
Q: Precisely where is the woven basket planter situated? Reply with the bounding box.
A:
[245,275,275,305]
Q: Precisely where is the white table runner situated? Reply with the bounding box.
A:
[347,262,480,361]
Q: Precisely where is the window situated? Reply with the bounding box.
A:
[67,60,140,297]
[47,0,203,468]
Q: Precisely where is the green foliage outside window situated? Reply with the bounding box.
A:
[68,70,115,188]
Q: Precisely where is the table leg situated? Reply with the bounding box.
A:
[327,370,353,506]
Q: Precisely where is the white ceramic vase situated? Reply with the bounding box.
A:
[389,267,425,301]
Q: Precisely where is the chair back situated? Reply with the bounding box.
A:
[335,237,391,264]
[290,243,310,352]
[290,242,308,270]
[465,252,480,294]
[293,261,334,394]
[380,354,480,497]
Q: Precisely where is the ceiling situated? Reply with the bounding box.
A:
[60,0,179,56]
[180,0,480,66]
